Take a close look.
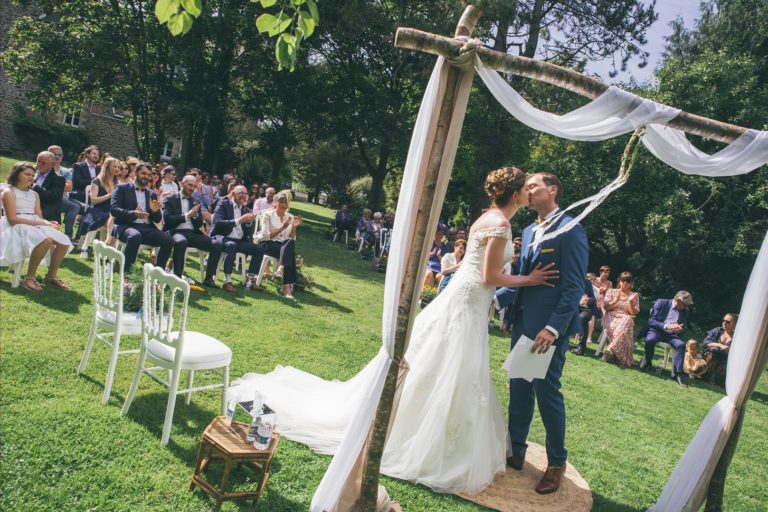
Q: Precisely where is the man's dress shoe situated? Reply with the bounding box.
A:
[506,455,524,471]
[535,465,566,494]
[571,346,585,356]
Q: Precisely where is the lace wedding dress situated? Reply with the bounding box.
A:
[233,227,513,494]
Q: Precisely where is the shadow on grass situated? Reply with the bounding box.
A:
[749,389,768,405]
[61,256,92,275]
[592,493,645,512]
[0,278,89,312]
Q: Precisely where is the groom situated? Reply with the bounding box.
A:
[501,172,588,494]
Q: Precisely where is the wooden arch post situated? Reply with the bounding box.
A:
[356,5,482,511]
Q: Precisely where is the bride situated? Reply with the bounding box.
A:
[235,166,557,494]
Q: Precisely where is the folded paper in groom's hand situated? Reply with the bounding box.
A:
[501,335,556,382]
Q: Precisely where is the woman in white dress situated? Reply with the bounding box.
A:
[1,162,73,291]
[258,189,303,299]
[235,167,557,494]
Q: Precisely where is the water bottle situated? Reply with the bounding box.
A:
[253,412,274,450]
[225,397,237,425]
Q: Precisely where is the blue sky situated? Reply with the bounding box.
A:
[586,0,701,84]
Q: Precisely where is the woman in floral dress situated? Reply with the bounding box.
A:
[603,271,640,367]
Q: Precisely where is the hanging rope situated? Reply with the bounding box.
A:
[531,127,645,249]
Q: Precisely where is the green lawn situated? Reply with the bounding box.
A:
[1,201,767,511]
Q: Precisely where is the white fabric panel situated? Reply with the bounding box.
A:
[475,63,680,141]
[310,58,450,512]
[649,231,768,511]
[642,125,768,176]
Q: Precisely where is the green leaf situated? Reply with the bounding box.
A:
[275,37,290,70]
[268,13,292,37]
[155,0,177,24]
[292,0,306,5]
[298,10,315,36]
[255,13,277,33]
[294,27,305,47]
[280,32,296,47]
[180,11,194,34]
[306,0,319,25]
[168,12,184,35]
[260,0,277,7]
[180,0,202,17]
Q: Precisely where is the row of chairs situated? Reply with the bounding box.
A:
[78,241,232,445]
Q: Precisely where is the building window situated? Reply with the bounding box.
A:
[162,141,174,158]
[63,112,80,127]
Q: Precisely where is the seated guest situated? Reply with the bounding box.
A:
[32,151,65,223]
[356,208,372,248]
[186,168,213,222]
[1,162,72,291]
[210,185,263,293]
[571,276,600,356]
[253,186,275,214]
[160,166,179,196]
[333,204,353,241]
[437,238,465,294]
[110,163,173,274]
[77,157,121,240]
[49,145,82,241]
[594,265,613,312]
[258,190,302,299]
[423,229,448,289]
[703,312,737,385]
[163,175,223,288]
[602,272,640,367]
[247,183,261,209]
[71,145,100,202]
[642,290,694,387]
[365,212,385,252]
[684,339,709,379]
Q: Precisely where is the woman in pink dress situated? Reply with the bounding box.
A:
[603,271,640,367]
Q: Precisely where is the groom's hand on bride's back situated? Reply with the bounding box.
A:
[529,262,559,287]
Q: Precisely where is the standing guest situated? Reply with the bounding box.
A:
[77,157,121,240]
[642,290,694,387]
[33,151,66,222]
[258,190,302,299]
[72,145,100,202]
[333,204,353,241]
[437,238,466,294]
[253,186,276,214]
[163,175,222,287]
[110,163,173,274]
[703,312,738,384]
[594,265,612,310]
[570,277,600,356]
[423,229,449,289]
[1,162,72,291]
[602,272,640,366]
[49,145,82,240]
[160,166,179,196]
[210,185,264,293]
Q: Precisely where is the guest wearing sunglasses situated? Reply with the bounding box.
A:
[703,313,738,385]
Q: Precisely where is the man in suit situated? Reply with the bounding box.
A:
[571,277,600,355]
[48,145,83,240]
[71,145,100,203]
[163,175,222,287]
[210,184,264,293]
[33,151,66,222]
[642,291,694,387]
[500,172,588,495]
[110,163,173,274]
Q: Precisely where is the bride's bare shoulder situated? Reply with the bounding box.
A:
[469,210,511,234]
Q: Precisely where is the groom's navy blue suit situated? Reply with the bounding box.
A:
[501,210,588,467]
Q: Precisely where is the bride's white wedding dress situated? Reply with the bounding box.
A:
[233,226,513,494]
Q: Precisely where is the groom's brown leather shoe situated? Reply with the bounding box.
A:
[506,455,524,471]
[535,465,566,494]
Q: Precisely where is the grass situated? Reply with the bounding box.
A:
[1,201,767,511]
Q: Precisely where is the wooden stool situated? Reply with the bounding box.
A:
[190,415,280,511]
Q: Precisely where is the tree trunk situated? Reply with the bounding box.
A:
[523,0,546,58]
[368,143,391,211]
[704,406,746,512]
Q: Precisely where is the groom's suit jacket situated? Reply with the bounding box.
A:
[503,212,589,344]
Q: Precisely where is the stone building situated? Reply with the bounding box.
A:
[0,1,180,162]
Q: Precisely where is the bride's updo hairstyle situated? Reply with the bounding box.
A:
[484,166,526,207]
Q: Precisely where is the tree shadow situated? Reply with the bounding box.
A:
[749,390,768,405]
[591,493,646,512]
[295,289,352,313]
[0,279,89,312]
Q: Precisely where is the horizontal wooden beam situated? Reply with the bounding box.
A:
[394,26,750,144]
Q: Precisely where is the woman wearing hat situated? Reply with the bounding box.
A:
[258,189,303,298]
